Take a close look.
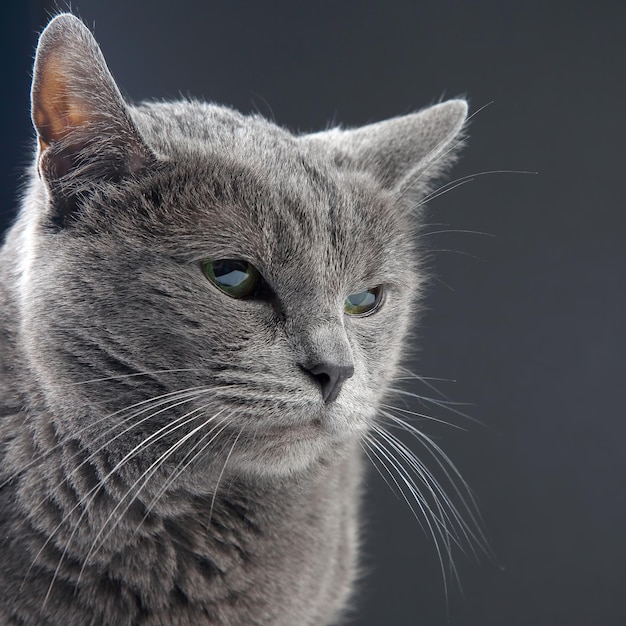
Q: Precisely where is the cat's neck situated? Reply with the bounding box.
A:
[4,416,362,624]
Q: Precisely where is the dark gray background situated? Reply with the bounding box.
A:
[3,2,625,624]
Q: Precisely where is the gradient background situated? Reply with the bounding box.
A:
[3,2,625,625]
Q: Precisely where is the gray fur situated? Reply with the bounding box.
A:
[0,13,468,626]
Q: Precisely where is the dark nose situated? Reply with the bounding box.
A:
[302,361,355,404]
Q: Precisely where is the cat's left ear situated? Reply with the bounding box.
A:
[31,14,154,202]
[306,100,468,205]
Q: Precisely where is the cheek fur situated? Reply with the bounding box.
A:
[1,14,475,624]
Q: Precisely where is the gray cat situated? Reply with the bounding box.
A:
[0,13,473,626]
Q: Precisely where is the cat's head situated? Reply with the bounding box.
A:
[14,14,467,486]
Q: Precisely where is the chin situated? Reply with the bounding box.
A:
[229,417,365,478]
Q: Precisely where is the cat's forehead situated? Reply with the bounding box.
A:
[133,103,412,285]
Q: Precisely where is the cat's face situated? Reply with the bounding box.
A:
[15,14,466,488]
[21,119,418,481]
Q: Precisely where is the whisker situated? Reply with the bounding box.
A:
[206,425,244,530]
[380,402,465,430]
[78,407,230,584]
[465,100,494,122]
[372,421,479,560]
[379,411,492,559]
[427,248,483,259]
[388,387,483,426]
[416,177,476,208]
[359,439,425,530]
[422,228,495,238]
[65,368,204,386]
[417,168,535,210]
[363,436,429,536]
[36,398,216,606]
[369,431,455,550]
[413,136,466,191]
[394,368,457,389]
[18,389,209,543]
[374,427,463,598]
[2,386,211,491]
[371,423,465,547]
[136,415,235,533]
[362,433,455,601]
[392,107,469,209]
[15,388,213,559]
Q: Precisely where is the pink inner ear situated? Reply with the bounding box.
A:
[33,53,92,151]
[29,14,155,191]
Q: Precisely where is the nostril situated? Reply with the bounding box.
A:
[313,371,331,391]
[301,362,354,404]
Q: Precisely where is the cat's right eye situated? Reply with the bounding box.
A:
[200,259,263,299]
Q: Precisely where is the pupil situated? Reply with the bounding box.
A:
[350,291,375,307]
[213,261,248,287]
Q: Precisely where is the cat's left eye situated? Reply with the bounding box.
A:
[344,286,383,316]
[200,259,263,299]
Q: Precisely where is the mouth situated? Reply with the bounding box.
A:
[205,392,369,450]
[244,419,323,443]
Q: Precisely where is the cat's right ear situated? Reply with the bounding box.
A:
[31,14,154,224]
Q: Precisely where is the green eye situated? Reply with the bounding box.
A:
[201,259,262,299]
[344,286,383,316]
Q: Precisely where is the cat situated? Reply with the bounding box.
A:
[0,12,474,626]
